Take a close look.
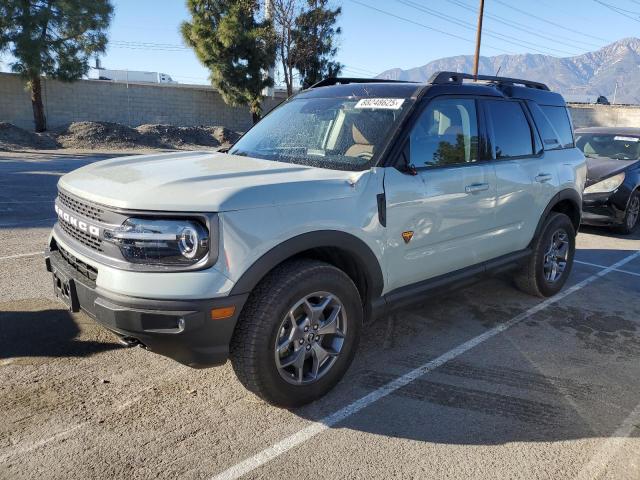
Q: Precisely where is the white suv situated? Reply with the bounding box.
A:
[46,72,586,406]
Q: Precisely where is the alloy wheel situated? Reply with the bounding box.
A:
[274,292,347,385]
[627,195,639,230]
[543,229,569,283]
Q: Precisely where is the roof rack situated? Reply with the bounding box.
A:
[428,71,550,91]
[309,77,415,89]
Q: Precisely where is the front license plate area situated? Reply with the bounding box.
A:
[52,268,80,312]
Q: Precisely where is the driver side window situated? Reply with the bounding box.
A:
[409,98,479,168]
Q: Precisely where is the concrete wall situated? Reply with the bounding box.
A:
[3,72,640,132]
[0,72,286,132]
[567,104,640,128]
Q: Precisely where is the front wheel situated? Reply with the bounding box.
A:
[515,212,576,298]
[615,190,640,235]
[230,259,362,407]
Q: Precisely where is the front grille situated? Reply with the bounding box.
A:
[58,190,105,222]
[57,244,98,283]
[59,218,104,252]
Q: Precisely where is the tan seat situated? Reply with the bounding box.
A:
[345,117,375,159]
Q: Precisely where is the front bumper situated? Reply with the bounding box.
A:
[582,191,627,226]
[45,246,248,368]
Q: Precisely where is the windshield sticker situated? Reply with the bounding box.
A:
[354,98,405,110]
[614,136,640,142]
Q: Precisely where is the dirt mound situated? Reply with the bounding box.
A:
[0,123,58,150]
[210,127,242,145]
[56,121,146,149]
[136,124,221,148]
[56,122,242,150]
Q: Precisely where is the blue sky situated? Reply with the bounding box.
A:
[2,0,639,84]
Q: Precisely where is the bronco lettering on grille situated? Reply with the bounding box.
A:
[55,203,101,237]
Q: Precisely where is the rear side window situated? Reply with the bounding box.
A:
[485,100,534,159]
[540,106,574,148]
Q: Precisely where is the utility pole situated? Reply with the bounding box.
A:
[264,0,275,97]
[473,0,485,79]
[613,80,618,105]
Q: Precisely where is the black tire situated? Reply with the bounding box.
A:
[230,259,362,408]
[515,212,576,298]
[615,190,640,235]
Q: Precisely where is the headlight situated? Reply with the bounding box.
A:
[584,172,625,194]
[104,218,209,265]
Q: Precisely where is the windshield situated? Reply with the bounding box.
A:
[576,133,640,161]
[229,96,413,171]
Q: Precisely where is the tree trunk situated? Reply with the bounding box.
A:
[30,76,47,132]
[251,109,261,124]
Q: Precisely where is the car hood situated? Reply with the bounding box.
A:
[58,151,370,212]
[585,156,638,186]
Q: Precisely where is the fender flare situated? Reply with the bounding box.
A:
[229,230,385,300]
[531,189,582,242]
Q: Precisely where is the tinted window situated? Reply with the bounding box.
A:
[486,100,533,159]
[541,106,574,148]
[409,98,479,167]
[528,103,561,150]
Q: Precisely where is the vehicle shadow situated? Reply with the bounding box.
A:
[289,247,640,445]
[580,224,640,240]
[0,308,123,359]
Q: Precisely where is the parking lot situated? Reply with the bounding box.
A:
[1,151,639,480]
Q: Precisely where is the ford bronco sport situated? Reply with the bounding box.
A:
[46,72,586,407]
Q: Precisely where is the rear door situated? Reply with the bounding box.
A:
[383,96,498,292]
[483,98,557,253]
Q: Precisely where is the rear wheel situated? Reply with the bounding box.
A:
[615,190,640,235]
[230,259,362,407]
[515,212,575,298]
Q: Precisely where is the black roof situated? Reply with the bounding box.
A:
[297,72,566,106]
[575,127,640,136]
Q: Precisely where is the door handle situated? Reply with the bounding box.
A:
[535,173,553,183]
[465,183,490,193]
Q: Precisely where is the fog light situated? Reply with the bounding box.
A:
[210,306,236,320]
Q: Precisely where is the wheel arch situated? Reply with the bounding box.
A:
[531,189,582,244]
[229,230,385,311]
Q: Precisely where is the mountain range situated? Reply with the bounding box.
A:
[376,38,640,104]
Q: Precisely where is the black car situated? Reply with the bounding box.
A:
[576,127,640,234]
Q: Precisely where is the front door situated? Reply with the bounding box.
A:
[383,96,498,293]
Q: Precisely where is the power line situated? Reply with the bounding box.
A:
[110,40,189,51]
[447,0,603,51]
[346,0,514,55]
[593,0,640,22]
[396,0,581,56]
[491,0,611,43]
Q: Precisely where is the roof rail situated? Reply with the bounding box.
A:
[428,71,550,91]
[309,77,415,89]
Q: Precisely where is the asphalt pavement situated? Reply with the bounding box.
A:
[0,151,639,480]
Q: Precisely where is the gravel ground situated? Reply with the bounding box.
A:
[0,151,639,480]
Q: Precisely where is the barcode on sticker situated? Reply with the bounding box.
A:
[354,98,405,110]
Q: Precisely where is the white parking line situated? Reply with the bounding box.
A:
[0,252,43,261]
[0,425,85,464]
[211,250,640,480]
[575,259,640,277]
[575,400,640,480]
